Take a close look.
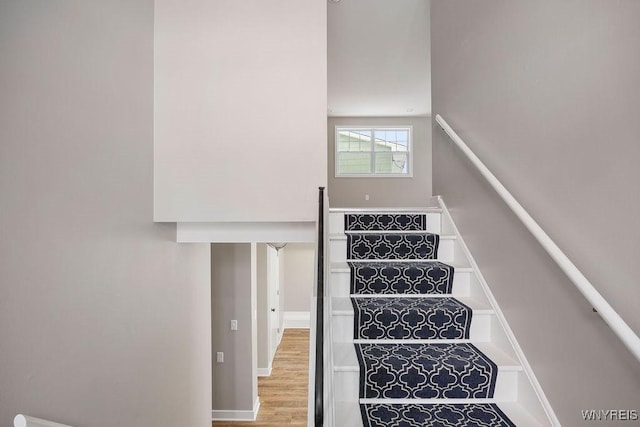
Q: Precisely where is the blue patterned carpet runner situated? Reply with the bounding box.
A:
[352,297,472,340]
[355,343,497,399]
[346,213,515,426]
[346,213,427,231]
[360,403,516,427]
[347,233,439,260]
[349,261,454,294]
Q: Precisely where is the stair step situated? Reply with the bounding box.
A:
[329,209,442,235]
[355,342,499,399]
[330,234,456,263]
[334,400,546,427]
[347,232,440,260]
[351,296,472,340]
[349,261,456,295]
[359,402,516,427]
[330,262,472,298]
[333,339,520,368]
[344,213,429,231]
[332,296,494,342]
[333,341,521,403]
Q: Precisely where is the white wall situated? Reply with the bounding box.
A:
[154,0,327,222]
[431,1,640,424]
[0,2,211,426]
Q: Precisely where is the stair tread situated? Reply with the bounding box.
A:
[330,207,442,213]
[333,341,521,371]
[332,296,492,314]
[331,233,456,239]
[331,260,472,271]
[334,401,545,427]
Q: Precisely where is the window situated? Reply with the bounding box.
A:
[335,126,412,177]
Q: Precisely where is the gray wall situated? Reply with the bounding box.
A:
[0,2,211,426]
[256,244,269,372]
[282,243,315,313]
[431,1,640,425]
[328,117,432,207]
[211,244,257,412]
[328,0,431,117]
[279,249,286,334]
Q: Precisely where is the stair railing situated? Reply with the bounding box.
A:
[314,186,326,426]
[14,415,72,427]
[435,114,640,362]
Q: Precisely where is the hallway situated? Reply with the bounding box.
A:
[212,329,309,427]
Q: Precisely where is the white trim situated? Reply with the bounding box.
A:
[176,221,315,243]
[283,311,310,329]
[436,114,640,363]
[257,367,272,377]
[437,196,561,426]
[212,397,260,422]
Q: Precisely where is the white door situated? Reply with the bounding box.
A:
[267,245,281,360]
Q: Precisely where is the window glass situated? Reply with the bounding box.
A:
[336,126,411,177]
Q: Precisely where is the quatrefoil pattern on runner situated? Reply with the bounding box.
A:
[347,233,439,259]
[349,261,454,294]
[359,403,516,427]
[345,214,427,231]
[355,343,497,399]
[352,297,472,340]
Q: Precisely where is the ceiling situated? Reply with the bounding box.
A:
[327,0,431,117]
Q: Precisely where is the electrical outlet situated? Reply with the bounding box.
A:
[230,320,238,331]
[365,194,370,201]
[216,352,224,363]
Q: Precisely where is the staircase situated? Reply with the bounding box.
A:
[326,199,556,426]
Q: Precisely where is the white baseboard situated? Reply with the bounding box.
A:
[283,311,310,329]
[212,397,260,421]
[257,367,272,377]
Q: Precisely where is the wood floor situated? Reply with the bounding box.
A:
[212,329,309,427]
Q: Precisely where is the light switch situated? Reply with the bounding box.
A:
[231,320,238,331]
[216,352,224,363]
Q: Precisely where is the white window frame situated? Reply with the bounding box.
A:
[334,126,413,178]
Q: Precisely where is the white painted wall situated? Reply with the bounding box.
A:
[154,0,327,222]
[0,2,211,426]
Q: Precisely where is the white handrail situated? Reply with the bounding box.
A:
[14,415,73,427]
[435,114,640,362]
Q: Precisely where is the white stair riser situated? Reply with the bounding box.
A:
[329,212,442,235]
[329,238,455,263]
[329,269,472,298]
[332,368,520,402]
[332,312,494,343]
[334,369,360,402]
